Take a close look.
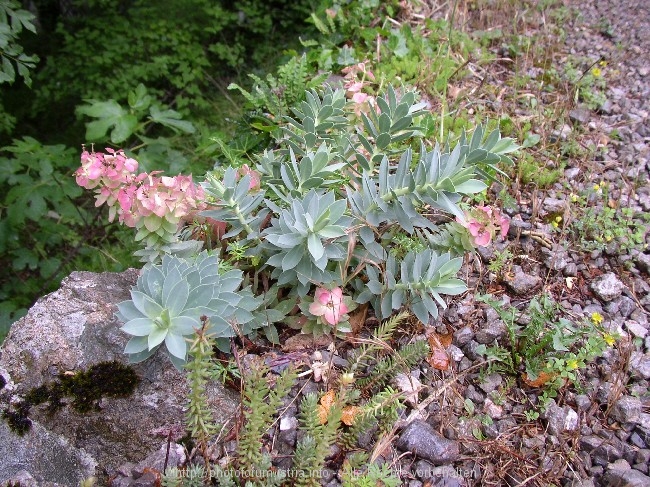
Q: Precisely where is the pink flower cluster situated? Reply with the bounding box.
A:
[342,61,376,113]
[309,287,349,325]
[75,148,205,228]
[459,206,510,247]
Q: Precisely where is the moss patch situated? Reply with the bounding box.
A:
[3,361,140,435]
[2,401,31,436]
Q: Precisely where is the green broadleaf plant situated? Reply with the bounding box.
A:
[76,83,195,145]
[0,1,39,87]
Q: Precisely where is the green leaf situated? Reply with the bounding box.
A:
[282,245,303,270]
[111,114,138,144]
[122,318,155,336]
[124,336,149,354]
[522,133,541,148]
[164,333,187,359]
[143,215,162,232]
[78,99,134,141]
[336,46,356,66]
[39,257,61,278]
[552,332,570,352]
[128,83,152,111]
[117,301,144,322]
[78,99,124,119]
[264,324,280,344]
[10,8,37,34]
[307,232,324,260]
[454,179,487,194]
[149,105,195,133]
[164,281,189,316]
[85,119,114,141]
[131,290,163,319]
[388,29,409,58]
[376,132,392,150]
[25,193,46,220]
[318,225,346,239]
[1,56,15,83]
[148,327,168,350]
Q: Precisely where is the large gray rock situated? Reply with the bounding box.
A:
[396,420,459,465]
[0,270,240,486]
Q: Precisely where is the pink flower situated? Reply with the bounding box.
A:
[342,60,376,113]
[309,287,349,325]
[468,220,492,246]
[352,92,369,104]
[75,149,206,230]
[237,165,261,191]
[347,82,364,93]
[458,205,510,247]
[494,208,510,237]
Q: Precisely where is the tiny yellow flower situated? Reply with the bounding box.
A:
[566,359,579,370]
[603,333,616,346]
[591,312,604,325]
[570,194,579,203]
[599,60,607,67]
[593,183,600,191]
[551,220,559,228]
[592,67,602,77]
[605,235,612,242]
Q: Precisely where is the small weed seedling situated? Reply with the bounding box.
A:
[476,294,616,411]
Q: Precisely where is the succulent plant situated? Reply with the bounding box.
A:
[201,166,268,242]
[81,84,519,349]
[357,250,467,324]
[263,190,352,296]
[115,251,244,368]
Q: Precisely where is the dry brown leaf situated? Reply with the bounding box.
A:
[348,302,369,336]
[522,371,554,388]
[427,348,450,371]
[320,389,336,408]
[318,389,336,424]
[317,404,328,425]
[341,406,361,426]
[426,332,451,371]
[282,333,333,352]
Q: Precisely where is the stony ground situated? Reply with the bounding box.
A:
[388,1,650,485]
[393,1,650,485]
[107,1,650,486]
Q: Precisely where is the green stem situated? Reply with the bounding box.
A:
[226,197,264,246]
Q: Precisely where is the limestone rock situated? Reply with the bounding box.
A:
[0,270,239,485]
[590,273,625,302]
